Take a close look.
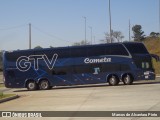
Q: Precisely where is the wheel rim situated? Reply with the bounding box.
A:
[124,75,130,83]
[40,81,49,89]
[28,82,35,90]
[110,77,116,84]
[109,76,118,85]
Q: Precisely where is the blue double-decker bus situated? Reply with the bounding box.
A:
[2,42,156,90]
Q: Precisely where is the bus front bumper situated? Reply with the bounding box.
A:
[136,71,155,80]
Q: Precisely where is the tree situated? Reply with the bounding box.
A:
[72,40,90,46]
[102,30,124,43]
[112,31,124,42]
[34,46,43,49]
[104,30,114,43]
[150,32,160,37]
[132,25,145,41]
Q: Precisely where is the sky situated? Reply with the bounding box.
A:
[0,0,159,50]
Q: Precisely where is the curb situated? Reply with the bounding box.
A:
[0,95,19,103]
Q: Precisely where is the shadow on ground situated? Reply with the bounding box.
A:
[13,80,160,93]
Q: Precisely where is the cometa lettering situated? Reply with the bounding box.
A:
[84,57,111,64]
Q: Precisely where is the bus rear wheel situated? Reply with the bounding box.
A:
[39,80,50,90]
[27,81,38,91]
[108,75,119,86]
[122,74,133,85]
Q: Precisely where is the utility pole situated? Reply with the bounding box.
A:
[29,23,31,49]
[83,16,87,44]
[129,19,131,41]
[109,0,112,43]
[89,26,92,44]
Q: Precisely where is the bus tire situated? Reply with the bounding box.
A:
[122,74,133,85]
[108,75,119,86]
[39,80,50,90]
[26,81,38,91]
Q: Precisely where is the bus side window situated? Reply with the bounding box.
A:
[52,67,73,75]
[102,64,120,72]
[52,68,67,75]
[87,46,106,56]
[52,69,56,75]
[120,64,131,71]
[57,71,67,75]
[74,65,92,74]
[70,48,87,57]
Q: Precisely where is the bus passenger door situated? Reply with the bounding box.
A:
[91,65,104,84]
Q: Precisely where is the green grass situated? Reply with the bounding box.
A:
[0,92,15,100]
[0,83,16,100]
[0,92,3,96]
[0,84,4,87]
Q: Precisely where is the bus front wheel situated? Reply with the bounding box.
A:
[122,74,133,85]
[39,80,50,90]
[26,81,38,91]
[108,75,119,86]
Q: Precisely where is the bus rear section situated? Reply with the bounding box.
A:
[3,51,34,89]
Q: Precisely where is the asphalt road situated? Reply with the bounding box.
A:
[0,78,160,120]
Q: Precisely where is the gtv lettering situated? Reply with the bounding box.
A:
[16,54,58,72]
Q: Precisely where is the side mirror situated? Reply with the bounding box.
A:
[150,54,160,62]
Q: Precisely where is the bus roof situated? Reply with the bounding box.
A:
[4,42,149,56]
[4,42,142,52]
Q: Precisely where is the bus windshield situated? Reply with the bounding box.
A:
[123,43,149,54]
[133,55,153,70]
